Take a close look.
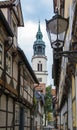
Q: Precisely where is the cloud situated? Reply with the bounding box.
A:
[21,0,54,22]
[18,0,54,85]
[26,5,34,14]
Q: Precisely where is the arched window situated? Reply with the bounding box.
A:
[38,46,42,53]
[37,62,42,71]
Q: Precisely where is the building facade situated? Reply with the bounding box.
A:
[34,90,45,130]
[0,0,39,130]
[52,0,77,130]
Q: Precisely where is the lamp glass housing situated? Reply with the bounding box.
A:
[46,14,68,50]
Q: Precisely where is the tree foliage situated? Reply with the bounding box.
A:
[44,85,52,113]
[47,112,53,122]
[44,85,52,125]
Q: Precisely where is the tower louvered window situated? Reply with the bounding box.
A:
[38,63,42,71]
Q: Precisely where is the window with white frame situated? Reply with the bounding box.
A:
[6,53,12,75]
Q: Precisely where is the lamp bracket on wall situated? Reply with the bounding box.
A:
[54,50,77,62]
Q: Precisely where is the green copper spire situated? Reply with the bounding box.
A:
[38,20,41,32]
[36,21,43,40]
[33,21,46,56]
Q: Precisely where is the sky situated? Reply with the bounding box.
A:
[18,0,54,86]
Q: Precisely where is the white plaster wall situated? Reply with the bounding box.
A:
[36,73,47,84]
[32,56,48,84]
[32,56,47,71]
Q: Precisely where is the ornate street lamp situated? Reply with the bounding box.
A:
[46,14,68,50]
[45,13,77,61]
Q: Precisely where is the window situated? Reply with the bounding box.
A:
[0,44,2,65]
[34,47,37,55]
[38,46,42,53]
[38,63,42,71]
[38,78,42,82]
[15,104,20,125]
[35,47,36,51]
[24,85,28,91]
[6,53,12,75]
[0,95,14,129]
[24,109,28,125]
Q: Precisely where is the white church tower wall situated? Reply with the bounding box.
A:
[31,22,48,93]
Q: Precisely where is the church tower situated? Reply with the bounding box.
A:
[32,22,48,94]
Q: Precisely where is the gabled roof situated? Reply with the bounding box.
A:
[0,0,24,26]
